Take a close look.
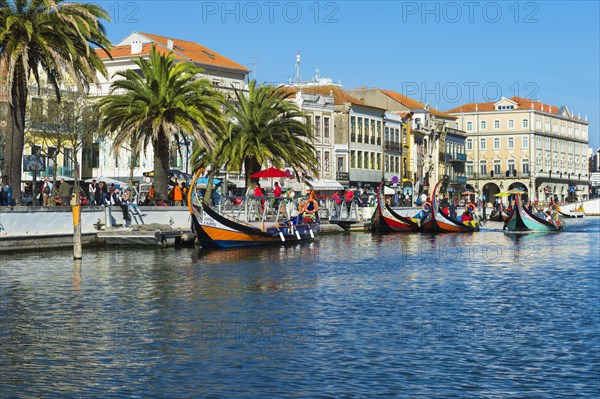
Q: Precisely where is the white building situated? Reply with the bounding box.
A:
[88,32,249,183]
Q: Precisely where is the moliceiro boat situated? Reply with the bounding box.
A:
[421,183,480,233]
[503,194,564,232]
[371,183,421,232]
[188,172,319,249]
[557,204,585,218]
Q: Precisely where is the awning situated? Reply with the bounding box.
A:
[305,179,344,191]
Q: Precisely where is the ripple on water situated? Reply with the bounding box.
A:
[0,219,598,398]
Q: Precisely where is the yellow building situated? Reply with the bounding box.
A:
[448,97,590,203]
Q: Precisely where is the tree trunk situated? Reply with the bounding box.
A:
[244,157,262,192]
[204,166,216,204]
[153,130,170,201]
[5,65,27,205]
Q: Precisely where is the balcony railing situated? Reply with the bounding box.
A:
[446,127,466,137]
[385,141,401,152]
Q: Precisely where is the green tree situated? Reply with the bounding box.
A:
[194,80,318,196]
[95,47,225,201]
[0,0,111,204]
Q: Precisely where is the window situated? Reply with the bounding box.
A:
[545,121,550,131]
[371,153,375,170]
[364,151,369,169]
[314,115,321,136]
[85,143,99,169]
[357,151,363,169]
[351,150,356,168]
[466,121,473,131]
[364,119,370,142]
[507,159,515,174]
[47,147,57,167]
[552,123,557,133]
[522,136,529,148]
[507,137,514,149]
[568,126,572,136]
[536,119,542,129]
[358,117,363,135]
[480,138,486,150]
[493,160,501,176]
[350,116,356,138]
[493,138,500,150]
[466,139,473,150]
[508,119,514,129]
[480,121,487,130]
[522,159,530,175]
[63,148,73,169]
[522,119,529,128]
[324,117,330,140]
[479,160,487,176]
[385,155,389,172]
[561,125,565,134]
[466,161,474,177]
[376,153,381,170]
[494,120,500,129]
[324,151,330,172]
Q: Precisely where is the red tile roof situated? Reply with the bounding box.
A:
[447,97,581,120]
[380,89,457,119]
[96,32,249,72]
[300,85,365,105]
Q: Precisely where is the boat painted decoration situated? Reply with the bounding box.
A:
[371,183,421,232]
[421,183,480,233]
[188,171,319,249]
[503,194,564,232]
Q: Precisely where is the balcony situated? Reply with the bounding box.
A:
[446,127,466,137]
[453,153,467,162]
[336,171,350,181]
[385,141,401,153]
[454,176,467,184]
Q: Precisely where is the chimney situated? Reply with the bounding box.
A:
[131,40,142,54]
[167,39,174,50]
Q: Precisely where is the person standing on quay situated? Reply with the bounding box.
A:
[172,183,183,206]
[88,179,97,206]
[42,177,53,207]
[58,178,70,207]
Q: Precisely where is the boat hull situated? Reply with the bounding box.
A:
[191,202,318,249]
[372,185,421,233]
[503,196,563,232]
[421,183,480,233]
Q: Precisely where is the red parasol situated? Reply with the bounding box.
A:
[249,167,292,179]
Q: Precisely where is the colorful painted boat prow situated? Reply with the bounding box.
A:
[503,194,564,232]
[371,182,421,232]
[421,183,480,233]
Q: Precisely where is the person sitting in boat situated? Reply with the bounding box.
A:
[545,211,553,222]
[460,210,472,222]
[441,206,450,217]
[449,204,458,220]
[440,194,449,208]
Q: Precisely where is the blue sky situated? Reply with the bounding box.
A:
[97,0,600,149]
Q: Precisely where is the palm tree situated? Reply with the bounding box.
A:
[95,47,225,201]
[194,81,318,195]
[0,0,111,204]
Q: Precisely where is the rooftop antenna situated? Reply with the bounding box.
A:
[295,51,301,84]
[250,57,259,79]
[315,67,320,82]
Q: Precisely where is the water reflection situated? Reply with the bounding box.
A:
[0,217,598,397]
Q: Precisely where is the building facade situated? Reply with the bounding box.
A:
[90,31,249,184]
[448,97,590,203]
[347,88,462,197]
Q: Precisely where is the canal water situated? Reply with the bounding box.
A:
[1,218,599,398]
